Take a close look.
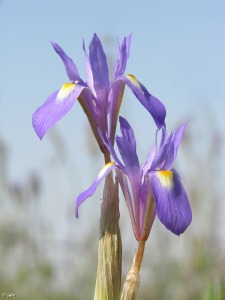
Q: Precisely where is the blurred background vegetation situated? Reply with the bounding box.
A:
[0,110,224,300]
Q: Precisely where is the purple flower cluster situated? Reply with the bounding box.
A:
[32,34,192,238]
[76,117,192,238]
[33,34,165,151]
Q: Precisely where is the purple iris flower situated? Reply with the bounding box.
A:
[76,116,192,238]
[32,34,166,152]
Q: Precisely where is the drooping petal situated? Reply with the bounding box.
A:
[89,33,109,101]
[113,34,132,79]
[122,74,166,129]
[51,42,83,83]
[32,83,85,139]
[75,162,117,217]
[150,169,192,235]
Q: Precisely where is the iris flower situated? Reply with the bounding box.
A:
[32,34,166,153]
[76,116,192,238]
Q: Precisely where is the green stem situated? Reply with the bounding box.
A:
[94,152,122,300]
[120,241,146,300]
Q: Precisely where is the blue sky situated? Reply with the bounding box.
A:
[0,0,225,184]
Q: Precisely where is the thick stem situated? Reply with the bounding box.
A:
[120,241,146,300]
[94,154,122,300]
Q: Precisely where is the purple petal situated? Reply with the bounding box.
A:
[122,74,166,129]
[116,170,139,239]
[150,122,188,170]
[116,117,140,177]
[32,83,85,139]
[89,34,109,101]
[98,130,126,172]
[75,162,117,217]
[108,80,125,143]
[113,34,132,79]
[78,88,100,138]
[83,39,95,96]
[141,130,158,177]
[150,169,192,235]
[150,142,175,171]
[167,121,188,161]
[159,124,168,147]
[140,175,156,240]
[51,42,83,82]
[116,117,142,207]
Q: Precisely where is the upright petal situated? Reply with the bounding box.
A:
[116,117,140,177]
[150,169,192,235]
[141,130,158,178]
[116,117,142,225]
[32,83,85,139]
[150,142,175,171]
[113,34,132,79]
[108,80,125,143]
[89,34,109,101]
[98,130,126,172]
[116,169,140,240]
[122,74,166,129]
[75,162,117,217]
[167,122,188,161]
[159,124,168,147]
[77,88,107,152]
[140,175,156,240]
[83,39,96,96]
[150,122,188,170]
[51,42,83,82]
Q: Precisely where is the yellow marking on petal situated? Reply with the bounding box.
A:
[57,82,76,102]
[98,162,115,179]
[157,170,174,188]
[126,74,141,89]
[126,74,145,96]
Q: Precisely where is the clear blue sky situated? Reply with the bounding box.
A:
[0,0,225,183]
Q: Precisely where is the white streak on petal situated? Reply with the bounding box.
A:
[75,162,117,218]
[57,83,76,102]
[157,170,174,188]
[126,74,139,86]
[97,162,115,179]
[126,74,143,93]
